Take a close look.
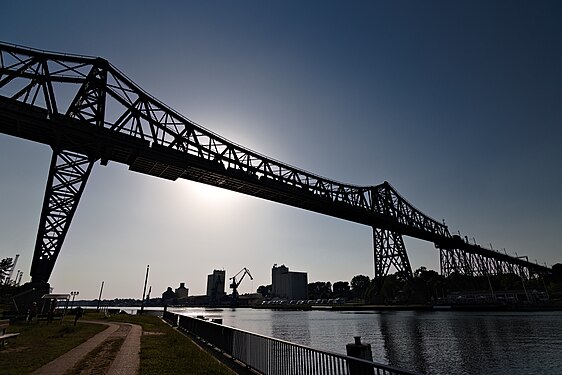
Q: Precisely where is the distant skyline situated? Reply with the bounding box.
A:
[1,1,561,299]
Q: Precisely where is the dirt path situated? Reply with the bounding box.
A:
[30,321,141,375]
[107,323,141,375]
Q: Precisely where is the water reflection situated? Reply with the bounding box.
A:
[270,310,312,347]
[379,312,428,373]
[175,308,562,375]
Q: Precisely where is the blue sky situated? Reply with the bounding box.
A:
[1,1,561,299]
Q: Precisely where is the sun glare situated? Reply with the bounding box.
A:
[187,180,237,206]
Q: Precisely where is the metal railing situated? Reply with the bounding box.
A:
[163,311,421,375]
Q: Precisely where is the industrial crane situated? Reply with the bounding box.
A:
[230,267,253,306]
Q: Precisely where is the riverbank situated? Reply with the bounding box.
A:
[253,303,433,311]
[76,301,562,315]
[252,302,562,312]
[0,312,235,374]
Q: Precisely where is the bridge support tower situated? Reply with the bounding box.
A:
[30,150,95,283]
[373,227,413,298]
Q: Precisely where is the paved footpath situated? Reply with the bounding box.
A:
[107,323,141,375]
[31,321,141,375]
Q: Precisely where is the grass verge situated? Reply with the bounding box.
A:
[0,318,105,375]
[103,313,235,375]
[1,312,235,375]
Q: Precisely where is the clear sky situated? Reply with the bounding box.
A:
[1,1,561,300]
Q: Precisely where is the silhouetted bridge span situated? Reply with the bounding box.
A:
[0,42,550,288]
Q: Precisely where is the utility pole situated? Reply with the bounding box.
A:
[140,265,149,315]
[96,281,104,312]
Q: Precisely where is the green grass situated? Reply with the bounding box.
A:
[0,318,105,375]
[0,312,234,375]
[102,313,235,375]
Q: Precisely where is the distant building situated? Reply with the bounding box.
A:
[206,270,226,298]
[162,287,176,304]
[175,282,189,299]
[238,293,264,306]
[271,264,307,300]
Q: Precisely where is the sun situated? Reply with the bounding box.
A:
[186,180,238,206]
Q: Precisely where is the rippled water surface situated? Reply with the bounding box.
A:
[174,307,562,374]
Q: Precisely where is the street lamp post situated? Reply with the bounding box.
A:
[70,291,79,309]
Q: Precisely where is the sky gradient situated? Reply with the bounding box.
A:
[1,1,561,299]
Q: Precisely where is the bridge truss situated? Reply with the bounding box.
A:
[0,42,551,287]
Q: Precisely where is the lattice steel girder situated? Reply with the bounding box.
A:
[0,41,552,279]
[439,248,533,280]
[30,149,95,282]
[0,42,449,240]
[440,248,470,277]
[373,227,413,288]
[67,62,107,127]
[440,249,452,277]
[434,235,550,276]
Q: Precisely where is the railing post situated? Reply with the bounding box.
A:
[346,336,374,375]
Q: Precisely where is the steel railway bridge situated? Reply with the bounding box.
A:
[0,42,551,292]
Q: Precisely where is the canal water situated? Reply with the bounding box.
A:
[172,307,562,374]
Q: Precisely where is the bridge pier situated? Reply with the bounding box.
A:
[30,61,105,286]
[373,227,413,296]
[30,149,95,284]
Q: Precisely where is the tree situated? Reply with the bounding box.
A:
[0,258,14,285]
[257,284,272,298]
[412,266,443,303]
[445,272,475,292]
[307,282,332,299]
[552,263,562,282]
[332,281,351,299]
[351,275,370,300]
[374,274,404,302]
[0,258,16,304]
